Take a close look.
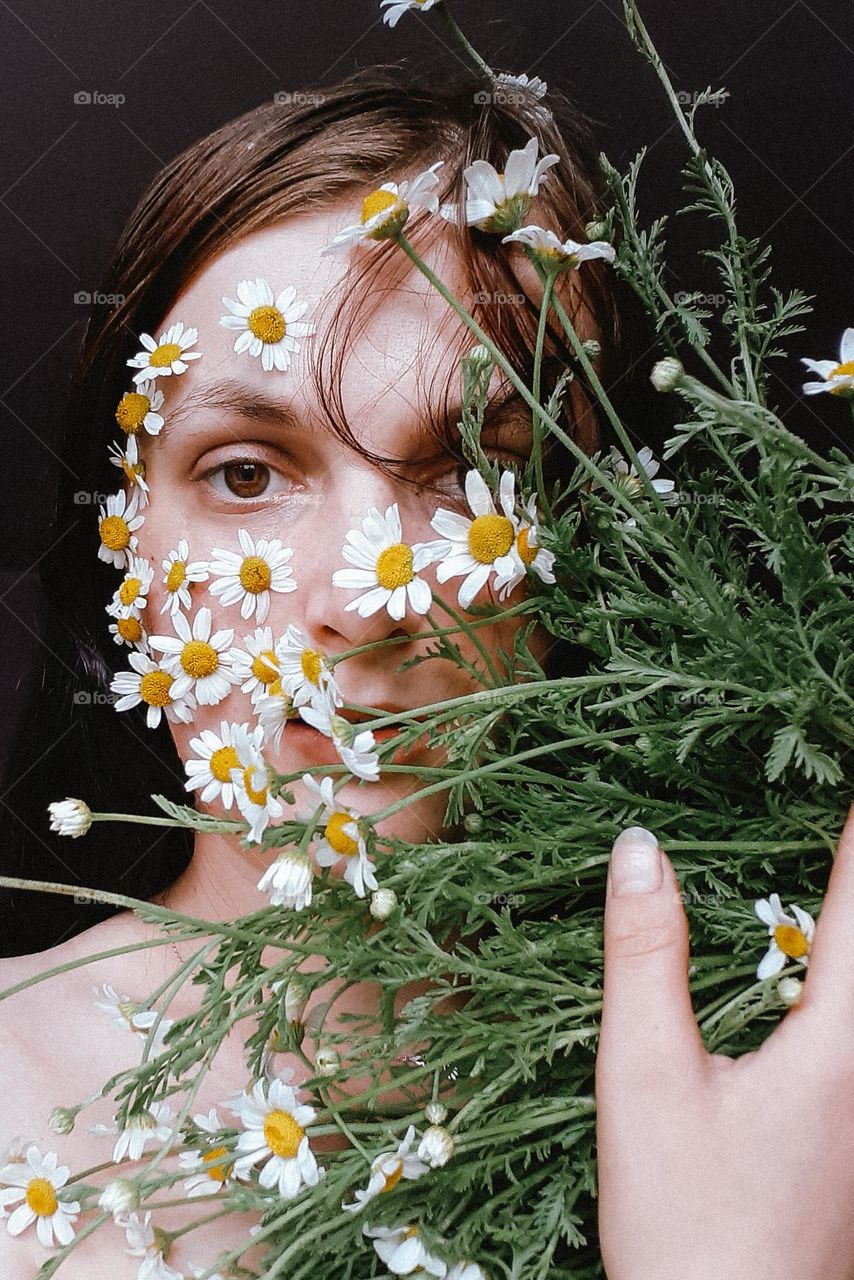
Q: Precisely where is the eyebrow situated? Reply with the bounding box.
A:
[151,375,528,450]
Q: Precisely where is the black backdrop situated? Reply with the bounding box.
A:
[0,0,851,918]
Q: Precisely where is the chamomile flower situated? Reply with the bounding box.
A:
[108,612,149,650]
[502,223,615,271]
[332,503,435,620]
[232,1075,322,1199]
[256,681,299,752]
[299,687,381,781]
[439,136,559,234]
[110,651,197,729]
[119,1210,183,1279]
[380,0,442,27]
[801,327,854,397]
[115,380,165,437]
[0,1144,80,1248]
[322,161,444,252]
[127,322,202,385]
[207,527,296,624]
[343,1125,428,1213]
[495,71,548,98]
[48,797,92,838]
[184,720,245,811]
[220,278,316,372]
[106,554,155,619]
[230,722,284,843]
[302,773,377,899]
[160,538,210,617]
[98,489,144,569]
[276,623,339,711]
[257,847,314,911]
[232,625,282,707]
[594,445,676,528]
[754,892,816,980]
[177,1112,234,1198]
[108,434,150,506]
[363,1222,447,1277]
[447,1263,487,1280]
[426,468,519,609]
[89,1102,174,1166]
[149,606,241,707]
[93,984,174,1057]
[490,478,556,601]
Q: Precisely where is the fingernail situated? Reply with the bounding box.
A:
[610,826,663,895]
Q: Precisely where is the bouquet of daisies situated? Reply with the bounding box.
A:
[2,2,851,1278]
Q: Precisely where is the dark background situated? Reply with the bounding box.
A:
[0,0,851,886]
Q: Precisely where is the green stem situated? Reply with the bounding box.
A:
[439,6,497,82]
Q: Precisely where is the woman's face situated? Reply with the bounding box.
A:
[132,203,552,847]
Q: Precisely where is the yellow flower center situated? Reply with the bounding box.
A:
[25,1177,58,1217]
[119,577,142,606]
[210,744,239,783]
[115,391,150,434]
[165,560,186,592]
[121,459,145,486]
[773,923,810,959]
[467,513,514,564]
[361,188,399,225]
[181,639,219,678]
[376,543,414,589]
[268,676,284,698]
[251,651,279,685]
[247,304,286,345]
[301,648,323,686]
[202,1145,232,1183]
[829,359,854,392]
[324,811,359,856]
[263,1109,304,1158]
[382,1159,404,1192]
[242,765,268,807]
[117,615,143,643]
[100,514,131,551]
[239,555,272,594]
[515,526,538,565]
[149,341,182,368]
[139,669,174,707]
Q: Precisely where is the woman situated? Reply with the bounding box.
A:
[1,62,852,1280]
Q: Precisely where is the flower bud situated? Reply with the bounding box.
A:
[48,1106,77,1136]
[466,343,493,371]
[98,1178,139,1217]
[314,1047,340,1077]
[47,798,92,838]
[585,219,610,242]
[417,1124,455,1168]
[424,1101,447,1126]
[283,974,309,1026]
[370,888,398,920]
[777,976,803,1008]
[463,813,484,835]
[650,357,684,393]
[582,338,601,360]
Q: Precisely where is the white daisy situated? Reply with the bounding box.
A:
[149,606,242,707]
[184,719,246,811]
[447,1263,487,1280]
[439,136,559,234]
[98,488,144,569]
[220,278,316,373]
[495,71,548,99]
[594,445,676,528]
[127,321,202,385]
[108,612,149,651]
[230,722,284,843]
[380,0,442,27]
[302,773,378,899]
[502,223,615,271]
[207,527,296,624]
[363,1222,447,1277]
[754,892,816,980]
[48,797,92,838]
[256,680,299,753]
[0,1143,80,1249]
[110,651,197,729]
[91,1102,174,1164]
[343,1125,428,1213]
[115,380,165,437]
[92,984,174,1057]
[232,625,282,707]
[425,468,519,609]
[332,503,435,620]
[108,434,150,507]
[160,538,210,617]
[801,327,854,396]
[177,1117,234,1199]
[119,1210,183,1279]
[276,623,339,712]
[232,1075,322,1199]
[490,476,556,601]
[299,687,381,782]
[106,554,155,619]
[322,161,444,253]
[257,847,314,911]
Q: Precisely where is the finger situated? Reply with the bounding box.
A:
[596,826,707,1099]
[798,801,854,1024]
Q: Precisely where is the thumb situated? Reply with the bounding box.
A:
[597,826,707,1092]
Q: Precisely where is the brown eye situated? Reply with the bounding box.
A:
[221,460,270,498]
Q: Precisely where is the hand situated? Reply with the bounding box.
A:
[595,805,854,1280]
